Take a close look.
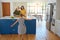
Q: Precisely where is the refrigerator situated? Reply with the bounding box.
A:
[46,3,55,31]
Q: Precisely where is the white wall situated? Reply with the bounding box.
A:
[10,2,13,16]
[13,2,27,11]
[56,0,60,20]
[1,0,27,2]
[54,0,60,37]
[1,0,47,2]
[55,20,60,37]
[0,2,2,17]
[48,0,56,3]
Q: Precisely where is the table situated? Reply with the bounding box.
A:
[31,14,43,21]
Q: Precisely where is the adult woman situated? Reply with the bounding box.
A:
[20,6,26,17]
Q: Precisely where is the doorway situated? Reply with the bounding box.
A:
[2,2,10,17]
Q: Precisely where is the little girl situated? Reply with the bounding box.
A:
[11,14,31,40]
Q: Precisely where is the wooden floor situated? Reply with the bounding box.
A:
[0,20,60,40]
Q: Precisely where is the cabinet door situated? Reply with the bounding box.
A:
[0,19,36,34]
[0,19,10,34]
[2,2,10,17]
[8,19,18,34]
[0,19,18,34]
[25,19,36,34]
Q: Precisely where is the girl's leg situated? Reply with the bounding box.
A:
[18,34,21,40]
[21,34,24,40]
[18,34,24,40]
[0,34,1,37]
[21,34,28,40]
[21,34,26,40]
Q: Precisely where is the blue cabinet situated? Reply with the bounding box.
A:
[25,20,36,34]
[0,19,36,34]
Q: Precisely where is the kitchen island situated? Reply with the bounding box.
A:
[0,17,36,34]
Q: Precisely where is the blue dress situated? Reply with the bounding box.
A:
[18,18,26,34]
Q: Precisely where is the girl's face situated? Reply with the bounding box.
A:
[21,6,24,10]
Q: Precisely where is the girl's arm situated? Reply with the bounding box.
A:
[11,20,18,27]
[24,17,32,20]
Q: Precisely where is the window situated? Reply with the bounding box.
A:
[27,2,46,15]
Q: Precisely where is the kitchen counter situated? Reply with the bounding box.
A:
[0,17,36,34]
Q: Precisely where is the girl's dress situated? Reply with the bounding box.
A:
[18,17,26,34]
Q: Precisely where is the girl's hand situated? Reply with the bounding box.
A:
[11,25,13,27]
[10,20,18,27]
